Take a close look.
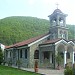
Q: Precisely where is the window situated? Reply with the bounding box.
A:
[60,20,63,26]
[34,50,39,59]
[20,50,22,58]
[25,49,27,59]
[10,52,11,57]
[13,50,16,58]
[53,20,56,26]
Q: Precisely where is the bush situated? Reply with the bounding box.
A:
[64,68,73,75]
[56,52,62,67]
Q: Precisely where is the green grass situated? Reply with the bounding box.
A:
[0,65,40,75]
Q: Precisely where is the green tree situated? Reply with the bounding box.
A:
[56,52,62,68]
[64,67,73,75]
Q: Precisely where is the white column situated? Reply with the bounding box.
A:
[8,51,10,58]
[50,52,52,63]
[72,51,74,65]
[42,52,44,63]
[64,51,67,68]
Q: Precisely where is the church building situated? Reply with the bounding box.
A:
[4,8,75,69]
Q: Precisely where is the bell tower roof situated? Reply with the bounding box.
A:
[48,8,68,18]
[53,9,63,14]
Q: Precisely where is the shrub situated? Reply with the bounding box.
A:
[56,52,62,67]
[64,67,73,75]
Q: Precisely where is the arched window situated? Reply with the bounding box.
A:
[53,19,56,26]
[34,50,39,59]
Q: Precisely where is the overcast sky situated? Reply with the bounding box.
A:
[0,0,75,25]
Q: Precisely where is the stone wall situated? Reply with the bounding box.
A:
[4,46,30,68]
[29,38,47,68]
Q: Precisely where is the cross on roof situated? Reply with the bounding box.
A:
[56,3,59,9]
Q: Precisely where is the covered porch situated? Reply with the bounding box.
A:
[39,39,75,69]
[39,44,55,68]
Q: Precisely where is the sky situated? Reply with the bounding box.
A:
[0,0,75,25]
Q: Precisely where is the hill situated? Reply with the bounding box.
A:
[0,16,50,45]
[0,16,74,45]
[68,25,75,39]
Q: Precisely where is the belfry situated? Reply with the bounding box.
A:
[48,8,68,40]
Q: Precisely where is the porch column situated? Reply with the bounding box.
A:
[40,51,44,63]
[64,51,67,68]
[50,52,52,63]
[72,51,74,65]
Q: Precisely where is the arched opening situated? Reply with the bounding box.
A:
[67,45,73,66]
[57,44,65,53]
[52,18,56,26]
[56,44,65,67]
[34,50,39,59]
[60,19,63,26]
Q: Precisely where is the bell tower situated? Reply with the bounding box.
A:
[48,8,68,40]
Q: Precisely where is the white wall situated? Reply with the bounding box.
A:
[0,44,5,51]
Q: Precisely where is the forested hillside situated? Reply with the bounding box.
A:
[0,16,74,45]
[68,25,75,39]
[0,16,50,45]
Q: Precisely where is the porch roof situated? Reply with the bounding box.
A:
[39,38,61,46]
[69,39,75,43]
[39,38,68,46]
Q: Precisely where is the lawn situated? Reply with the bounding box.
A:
[0,65,40,75]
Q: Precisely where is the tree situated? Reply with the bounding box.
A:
[0,49,3,65]
[56,52,62,69]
